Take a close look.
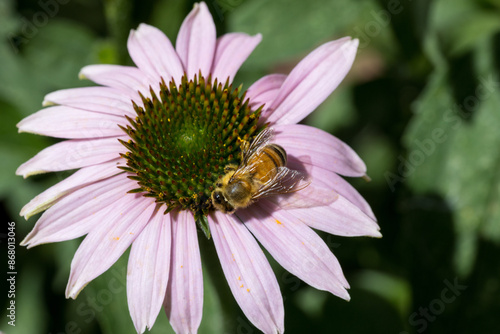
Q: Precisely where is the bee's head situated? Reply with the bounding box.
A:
[211,189,235,214]
[225,181,247,199]
[223,179,252,209]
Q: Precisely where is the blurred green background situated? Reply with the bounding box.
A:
[1,0,500,333]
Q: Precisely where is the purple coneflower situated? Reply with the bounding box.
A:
[17,2,380,333]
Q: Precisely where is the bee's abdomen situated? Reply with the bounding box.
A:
[251,144,288,183]
[265,144,287,166]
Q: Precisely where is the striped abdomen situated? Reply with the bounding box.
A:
[250,144,287,183]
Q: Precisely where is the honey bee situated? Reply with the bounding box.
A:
[211,127,307,214]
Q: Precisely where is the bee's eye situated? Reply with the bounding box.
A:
[216,182,222,187]
[213,191,224,204]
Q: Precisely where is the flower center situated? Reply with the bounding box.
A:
[119,74,262,221]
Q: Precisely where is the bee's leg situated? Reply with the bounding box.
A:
[224,164,238,173]
[240,140,250,151]
[239,140,250,161]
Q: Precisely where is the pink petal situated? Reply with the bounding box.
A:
[43,87,135,117]
[246,74,286,119]
[240,201,351,300]
[127,24,184,85]
[286,196,381,238]
[20,159,124,219]
[175,2,216,79]
[127,206,172,333]
[17,106,125,139]
[266,38,358,125]
[79,64,151,99]
[211,33,262,84]
[66,195,156,299]
[263,167,338,210]
[16,137,126,177]
[322,171,376,221]
[20,174,136,248]
[164,210,203,334]
[274,123,366,177]
[209,211,284,334]
[287,159,376,221]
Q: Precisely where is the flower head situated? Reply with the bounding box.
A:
[17,2,380,333]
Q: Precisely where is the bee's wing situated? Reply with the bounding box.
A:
[231,127,274,181]
[253,167,339,209]
[268,180,339,209]
[241,127,274,165]
[251,166,309,201]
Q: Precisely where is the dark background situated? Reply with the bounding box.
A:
[1,0,500,333]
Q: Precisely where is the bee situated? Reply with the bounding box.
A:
[211,127,307,214]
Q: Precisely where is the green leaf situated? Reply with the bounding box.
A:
[22,20,97,95]
[229,0,393,70]
[103,0,132,64]
[0,25,40,113]
[0,10,98,114]
[352,270,411,318]
[430,0,500,56]
[354,131,397,187]
[307,86,357,134]
[293,286,329,318]
[150,0,185,41]
[196,215,211,239]
[402,72,456,192]
[403,36,500,275]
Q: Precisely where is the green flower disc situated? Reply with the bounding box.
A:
[119,74,262,226]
